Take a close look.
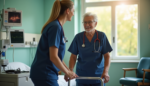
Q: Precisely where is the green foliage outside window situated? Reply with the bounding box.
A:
[86,4,138,56]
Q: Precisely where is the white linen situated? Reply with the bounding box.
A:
[4,62,30,71]
[58,75,76,86]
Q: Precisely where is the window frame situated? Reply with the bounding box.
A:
[81,0,140,61]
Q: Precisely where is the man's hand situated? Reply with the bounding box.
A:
[101,72,110,83]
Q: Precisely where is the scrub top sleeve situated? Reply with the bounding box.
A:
[68,35,78,55]
[48,25,61,48]
[101,33,113,54]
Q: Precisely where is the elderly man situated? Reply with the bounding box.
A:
[66,12,112,86]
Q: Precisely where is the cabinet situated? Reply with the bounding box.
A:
[0,73,34,86]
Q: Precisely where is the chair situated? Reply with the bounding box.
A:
[119,57,150,86]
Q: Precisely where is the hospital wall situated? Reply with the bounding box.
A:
[0,0,44,65]
[0,0,150,86]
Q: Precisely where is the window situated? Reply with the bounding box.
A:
[81,0,140,60]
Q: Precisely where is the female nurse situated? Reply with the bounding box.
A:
[30,0,78,86]
[67,12,113,86]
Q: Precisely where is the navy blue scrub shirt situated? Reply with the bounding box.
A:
[68,31,113,84]
[30,19,66,80]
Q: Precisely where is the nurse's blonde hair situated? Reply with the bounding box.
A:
[41,0,74,33]
[83,12,98,22]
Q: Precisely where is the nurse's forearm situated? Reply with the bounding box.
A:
[62,61,70,70]
[49,47,68,75]
[51,55,69,74]
[103,53,111,73]
[69,54,77,71]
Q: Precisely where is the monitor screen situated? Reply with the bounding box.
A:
[8,12,21,23]
[10,32,24,43]
[9,29,25,47]
[3,9,22,26]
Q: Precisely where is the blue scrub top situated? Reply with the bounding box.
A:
[68,31,113,84]
[30,20,66,80]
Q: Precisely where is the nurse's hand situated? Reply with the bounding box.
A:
[101,72,110,83]
[64,74,69,82]
[65,71,78,81]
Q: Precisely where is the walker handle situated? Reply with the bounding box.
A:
[68,77,104,86]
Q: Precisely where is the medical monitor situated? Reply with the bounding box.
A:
[3,8,22,26]
[9,29,25,47]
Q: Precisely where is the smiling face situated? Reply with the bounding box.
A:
[66,6,75,21]
[83,16,97,32]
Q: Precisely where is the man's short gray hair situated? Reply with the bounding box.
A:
[83,12,98,22]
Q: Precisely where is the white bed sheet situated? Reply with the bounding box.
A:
[58,75,76,86]
[1,62,30,72]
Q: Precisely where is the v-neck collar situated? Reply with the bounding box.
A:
[85,32,96,43]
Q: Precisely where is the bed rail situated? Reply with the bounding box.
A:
[68,77,104,86]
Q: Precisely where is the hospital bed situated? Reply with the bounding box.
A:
[0,62,33,86]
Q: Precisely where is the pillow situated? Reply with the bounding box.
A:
[4,62,30,71]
